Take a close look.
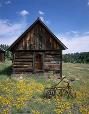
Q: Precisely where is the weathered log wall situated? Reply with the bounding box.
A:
[12,51,62,76]
[44,51,62,73]
[11,21,63,76]
[12,52,33,73]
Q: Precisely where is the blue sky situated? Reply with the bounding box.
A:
[0,0,89,53]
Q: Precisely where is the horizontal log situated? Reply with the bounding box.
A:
[50,61,60,64]
[13,64,32,68]
[15,52,33,55]
[45,55,61,58]
[45,51,61,55]
[44,64,60,66]
[15,59,33,62]
[45,61,60,64]
[44,67,60,70]
[13,68,33,71]
[44,64,60,70]
[12,68,33,73]
[15,56,33,59]
[44,58,61,62]
[13,61,33,65]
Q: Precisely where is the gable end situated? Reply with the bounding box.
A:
[8,18,67,51]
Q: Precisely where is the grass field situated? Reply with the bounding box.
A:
[0,61,89,114]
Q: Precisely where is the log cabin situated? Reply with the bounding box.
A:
[0,47,5,62]
[8,18,67,77]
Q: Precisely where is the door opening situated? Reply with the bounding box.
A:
[35,53,43,71]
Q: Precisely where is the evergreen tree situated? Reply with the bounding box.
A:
[0,44,11,59]
[63,52,89,63]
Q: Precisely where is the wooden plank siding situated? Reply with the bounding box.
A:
[12,52,33,73]
[12,50,62,76]
[12,23,60,52]
[44,51,62,73]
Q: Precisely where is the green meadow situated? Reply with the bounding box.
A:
[0,61,89,114]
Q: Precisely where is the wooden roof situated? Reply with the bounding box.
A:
[8,17,67,51]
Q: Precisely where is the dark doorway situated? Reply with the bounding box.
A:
[35,53,43,71]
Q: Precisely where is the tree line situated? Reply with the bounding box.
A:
[63,52,89,63]
[0,44,11,59]
[0,44,89,63]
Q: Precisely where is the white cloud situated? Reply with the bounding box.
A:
[63,31,79,36]
[38,10,44,15]
[39,16,44,22]
[39,16,50,25]
[18,10,29,16]
[57,32,89,54]
[84,31,89,35]
[5,1,11,5]
[38,11,50,24]
[0,19,27,45]
[46,20,50,24]
[0,1,11,7]
[0,17,50,45]
[1,18,88,54]
[88,0,89,5]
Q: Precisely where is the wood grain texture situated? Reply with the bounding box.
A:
[11,22,62,77]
